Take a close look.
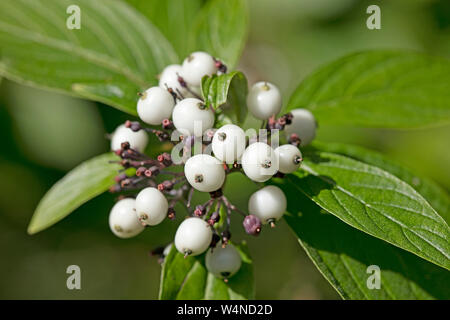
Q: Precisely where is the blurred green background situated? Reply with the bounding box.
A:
[0,0,449,299]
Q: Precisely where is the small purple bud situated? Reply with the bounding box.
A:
[194,205,206,217]
[221,230,231,247]
[157,153,172,167]
[210,233,220,248]
[167,207,176,220]
[158,180,173,191]
[120,141,130,150]
[114,173,127,183]
[284,112,293,125]
[243,214,262,236]
[209,189,223,198]
[207,211,220,226]
[109,184,121,193]
[162,119,174,130]
[288,133,301,147]
[145,166,160,177]
[136,167,147,177]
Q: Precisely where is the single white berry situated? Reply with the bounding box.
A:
[241,142,278,182]
[275,144,302,174]
[109,198,144,238]
[172,98,214,136]
[110,124,148,152]
[181,51,217,86]
[175,217,213,256]
[248,185,287,224]
[137,87,174,125]
[206,244,242,279]
[135,187,168,226]
[159,64,193,98]
[184,154,225,192]
[285,108,317,146]
[212,124,246,163]
[246,81,282,120]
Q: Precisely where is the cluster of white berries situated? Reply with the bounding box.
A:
[108,51,317,281]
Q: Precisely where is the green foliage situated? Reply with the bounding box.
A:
[190,0,248,68]
[28,153,122,235]
[201,71,248,125]
[287,149,450,270]
[310,142,450,223]
[125,0,203,58]
[278,186,450,300]
[7,0,449,300]
[126,0,248,68]
[288,51,450,128]
[0,0,177,115]
[159,242,254,300]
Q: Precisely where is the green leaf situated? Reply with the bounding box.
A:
[277,182,450,299]
[125,0,248,68]
[310,142,450,224]
[125,0,203,59]
[0,0,177,115]
[288,149,450,270]
[201,71,248,125]
[191,0,248,68]
[159,242,254,300]
[288,51,450,128]
[28,153,121,235]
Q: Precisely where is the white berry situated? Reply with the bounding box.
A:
[181,51,217,86]
[110,124,148,152]
[212,124,246,163]
[172,98,214,136]
[175,217,213,256]
[206,244,242,279]
[135,187,168,226]
[248,185,287,224]
[285,108,317,146]
[109,198,144,238]
[184,154,225,192]
[241,142,278,182]
[246,81,282,120]
[275,144,302,174]
[137,87,174,125]
[159,64,193,98]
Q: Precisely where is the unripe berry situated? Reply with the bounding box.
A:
[285,108,317,146]
[248,185,287,224]
[159,64,193,98]
[246,82,282,120]
[184,154,225,192]
[137,87,175,125]
[181,51,218,86]
[135,187,169,226]
[212,124,246,163]
[241,142,279,182]
[205,244,242,279]
[274,144,302,174]
[175,217,213,257]
[110,124,148,152]
[172,98,214,136]
[243,214,262,236]
[109,198,144,238]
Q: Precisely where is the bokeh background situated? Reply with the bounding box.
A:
[0,0,449,299]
